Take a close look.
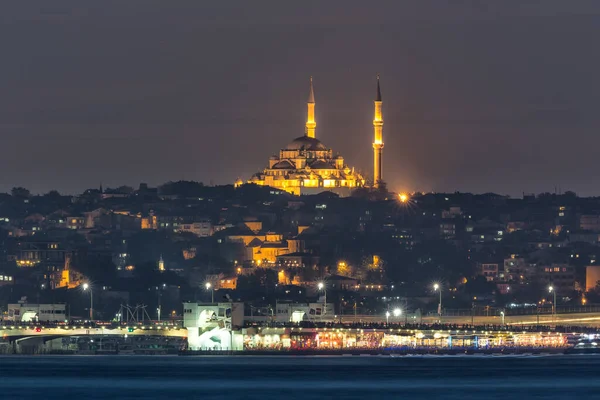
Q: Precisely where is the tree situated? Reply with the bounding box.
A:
[359,255,386,283]
[351,182,390,201]
[11,187,30,198]
[375,180,388,193]
[127,231,180,265]
[71,255,117,285]
[335,261,351,277]
[236,269,277,301]
[113,185,135,194]
[350,187,370,199]
[44,190,62,198]
[159,181,204,198]
[464,276,495,296]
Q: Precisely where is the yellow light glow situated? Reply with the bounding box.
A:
[399,193,409,203]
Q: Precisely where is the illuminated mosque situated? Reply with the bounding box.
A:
[239,76,384,196]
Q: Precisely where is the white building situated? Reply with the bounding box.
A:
[6,303,67,322]
[274,302,335,323]
[176,222,212,237]
[183,302,244,351]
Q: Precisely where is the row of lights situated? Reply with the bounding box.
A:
[272,325,568,336]
[0,325,181,331]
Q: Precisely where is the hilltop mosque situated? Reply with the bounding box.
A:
[238,77,384,196]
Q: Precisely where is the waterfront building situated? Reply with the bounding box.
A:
[183,302,245,351]
[6,303,66,322]
[271,302,336,323]
[242,327,568,351]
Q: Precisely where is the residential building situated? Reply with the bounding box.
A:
[539,264,575,295]
[580,215,600,232]
[504,256,527,282]
[176,221,212,237]
[478,263,500,282]
[585,265,600,292]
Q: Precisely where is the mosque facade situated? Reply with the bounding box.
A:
[238,77,384,196]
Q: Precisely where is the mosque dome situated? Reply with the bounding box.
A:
[238,77,369,196]
[285,135,327,151]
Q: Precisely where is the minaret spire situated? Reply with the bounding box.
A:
[308,76,315,103]
[373,75,384,188]
[306,76,316,138]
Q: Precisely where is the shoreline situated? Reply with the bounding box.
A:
[179,347,573,356]
[2,347,597,356]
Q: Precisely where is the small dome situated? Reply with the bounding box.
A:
[285,135,327,151]
[309,160,335,169]
[272,160,294,169]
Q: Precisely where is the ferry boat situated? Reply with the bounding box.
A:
[565,338,600,354]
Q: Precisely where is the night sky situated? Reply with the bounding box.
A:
[2,1,600,196]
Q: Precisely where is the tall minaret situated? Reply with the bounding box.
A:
[306,76,316,138]
[373,75,384,187]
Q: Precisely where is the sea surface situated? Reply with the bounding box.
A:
[0,354,598,399]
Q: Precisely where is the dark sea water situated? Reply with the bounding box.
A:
[0,355,598,399]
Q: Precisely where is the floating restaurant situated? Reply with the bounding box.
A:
[242,327,569,351]
[183,302,571,353]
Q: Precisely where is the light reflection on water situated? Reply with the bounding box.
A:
[0,355,597,399]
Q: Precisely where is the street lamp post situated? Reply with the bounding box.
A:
[83,283,93,322]
[385,311,390,325]
[156,283,166,322]
[393,308,402,325]
[500,310,505,327]
[433,283,442,323]
[157,286,162,322]
[318,282,327,316]
[549,286,556,324]
[205,282,214,303]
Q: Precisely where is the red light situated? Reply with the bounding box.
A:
[35,327,41,332]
